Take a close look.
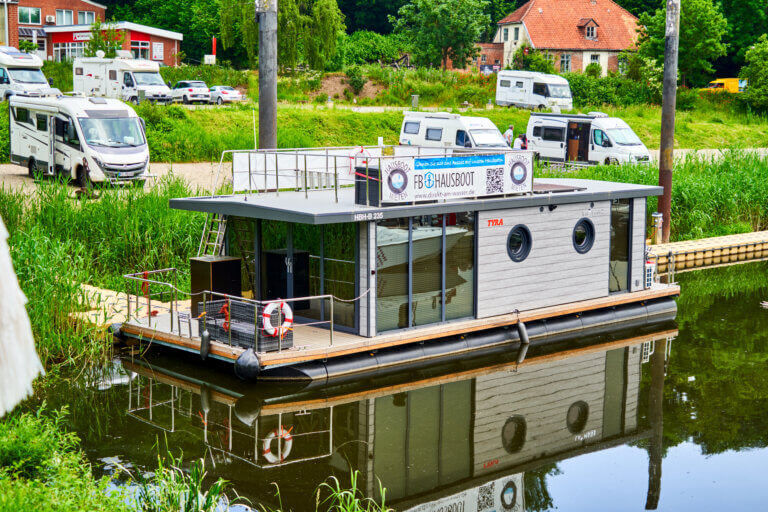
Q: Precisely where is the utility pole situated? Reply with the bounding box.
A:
[256,0,277,149]
[658,0,681,243]
[645,337,667,510]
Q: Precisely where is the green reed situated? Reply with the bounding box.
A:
[538,150,768,242]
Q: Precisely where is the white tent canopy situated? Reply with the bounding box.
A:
[0,216,43,417]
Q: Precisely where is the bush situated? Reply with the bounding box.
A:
[676,87,699,111]
[346,67,368,95]
[42,61,73,91]
[564,73,657,107]
[509,44,556,74]
[339,31,410,66]
[585,62,602,78]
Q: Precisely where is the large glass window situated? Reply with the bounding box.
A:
[131,40,150,59]
[560,53,571,72]
[376,218,410,331]
[53,42,86,61]
[19,7,41,25]
[78,11,96,25]
[609,199,631,292]
[377,212,475,332]
[323,224,356,328]
[56,9,73,25]
[411,215,443,327]
[445,212,474,320]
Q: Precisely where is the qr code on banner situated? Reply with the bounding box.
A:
[477,482,495,512]
[486,168,504,195]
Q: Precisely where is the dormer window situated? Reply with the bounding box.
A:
[578,18,599,40]
[586,26,596,39]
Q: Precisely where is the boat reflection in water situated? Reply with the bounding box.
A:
[120,323,675,511]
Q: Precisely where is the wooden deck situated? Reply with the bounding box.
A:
[120,283,679,368]
[648,230,768,273]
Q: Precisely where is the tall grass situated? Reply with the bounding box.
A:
[0,176,203,365]
[0,406,129,512]
[259,471,391,512]
[539,151,768,241]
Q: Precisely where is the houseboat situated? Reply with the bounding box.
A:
[118,324,675,510]
[115,145,679,381]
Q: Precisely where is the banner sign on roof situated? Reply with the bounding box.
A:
[382,151,533,204]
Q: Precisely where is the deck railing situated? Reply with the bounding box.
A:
[123,268,348,354]
[209,145,526,204]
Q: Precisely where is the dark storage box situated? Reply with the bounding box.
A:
[190,256,241,316]
[354,165,380,206]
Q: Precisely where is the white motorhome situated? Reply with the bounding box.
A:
[399,111,508,149]
[0,47,53,100]
[73,51,172,105]
[526,112,651,165]
[495,70,573,111]
[9,94,150,186]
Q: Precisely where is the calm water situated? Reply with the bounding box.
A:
[38,262,768,511]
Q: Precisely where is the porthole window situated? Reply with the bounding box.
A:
[501,416,527,453]
[507,225,532,262]
[566,401,589,433]
[572,218,595,254]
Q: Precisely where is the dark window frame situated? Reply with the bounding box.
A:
[507,224,532,262]
[499,79,511,88]
[425,127,443,141]
[542,127,564,141]
[403,121,420,134]
[572,217,596,254]
[36,114,47,132]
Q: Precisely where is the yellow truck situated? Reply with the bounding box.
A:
[702,78,747,93]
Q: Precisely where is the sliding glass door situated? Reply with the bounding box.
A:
[376,212,475,333]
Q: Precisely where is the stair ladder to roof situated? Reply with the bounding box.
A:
[198,213,228,256]
[228,218,257,292]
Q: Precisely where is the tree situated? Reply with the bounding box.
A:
[277,0,306,71]
[390,0,490,69]
[306,0,345,70]
[637,0,728,86]
[337,0,408,33]
[714,0,768,76]
[739,34,768,112]
[84,18,125,58]
[17,40,37,54]
[220,0,258,68]
[113,0,227,65]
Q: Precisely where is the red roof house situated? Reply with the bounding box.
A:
[493,0,640,75]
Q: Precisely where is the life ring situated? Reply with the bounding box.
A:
[348,145,372,174]
[262,426,293,464]
[262,301,293,338]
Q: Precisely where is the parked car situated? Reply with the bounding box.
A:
[171,80,211,104]
[209,86,243,105]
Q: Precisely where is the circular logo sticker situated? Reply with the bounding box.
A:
[388,168,409,194]
[424,172,435,189]
[500,480,518,510]
[510,162,527,185]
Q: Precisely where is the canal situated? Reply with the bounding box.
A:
[36,261,768,511]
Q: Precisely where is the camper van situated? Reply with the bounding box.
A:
[495,70,573,111]
[9,94,149,186]
[73,51,172,105]
[526,112,650,165]
[399,111,508,148]
[0,47,53,100]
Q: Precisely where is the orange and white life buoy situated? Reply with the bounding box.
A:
[262,301,293,338]
[348,145,372,174]
[262,426,293,464]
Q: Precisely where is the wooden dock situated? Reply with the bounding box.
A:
[647,230,768,274]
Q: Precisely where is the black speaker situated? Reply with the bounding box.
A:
[190,256,241,316]
[263,249,310,309]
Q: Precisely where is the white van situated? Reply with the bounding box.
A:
[526,112,651,165]
[495,70,573,111]
[10,94,150,186]
[73,51,172,105]
[399,111,508,148]
[0,47,53,100]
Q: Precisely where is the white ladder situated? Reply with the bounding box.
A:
[198,213,228,256]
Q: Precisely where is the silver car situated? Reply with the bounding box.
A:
[209,86,244,105]
[171,80,211,104]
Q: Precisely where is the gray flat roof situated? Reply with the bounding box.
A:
[169,178,663,225]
